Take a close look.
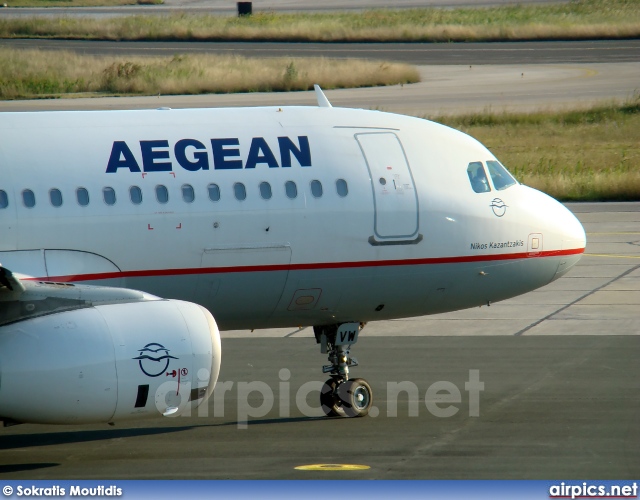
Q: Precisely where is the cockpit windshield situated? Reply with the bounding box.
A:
[467,162,491,193]
[486,160,517,190]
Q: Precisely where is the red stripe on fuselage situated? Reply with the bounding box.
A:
[27,247,585,284]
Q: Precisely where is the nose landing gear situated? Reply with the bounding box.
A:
[314,323,373,418]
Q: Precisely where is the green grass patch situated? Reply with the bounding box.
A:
[0,0,638,41]
[0,48,419,98]
[433,98,640,201]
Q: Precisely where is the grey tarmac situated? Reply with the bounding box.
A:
[1,203,638,479]
[0,0,573,18]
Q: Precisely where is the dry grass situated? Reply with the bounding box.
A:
[516,170,640,201]
[435,99,640,201]
[0,0,638,41]
[0,49,419,98]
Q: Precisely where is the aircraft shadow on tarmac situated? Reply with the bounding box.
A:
[0,416,327,452]
[221,415,327,427]
[0,426,194,451]
[0,463,59,474]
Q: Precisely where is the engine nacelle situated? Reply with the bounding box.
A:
[0,299,221,425]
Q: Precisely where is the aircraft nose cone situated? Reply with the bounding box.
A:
[550,199,586,281]
[526,185,586,252]
[517,186,586,281]
[559,203,586,253]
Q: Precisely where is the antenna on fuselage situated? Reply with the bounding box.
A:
[314,84,332,108]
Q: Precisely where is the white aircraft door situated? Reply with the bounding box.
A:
[355,132,420,244]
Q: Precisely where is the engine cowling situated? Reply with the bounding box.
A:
[0,299,221,425]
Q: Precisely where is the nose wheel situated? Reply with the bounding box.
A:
[314,323,373,418]
[321,377,373,418]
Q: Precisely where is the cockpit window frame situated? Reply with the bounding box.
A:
[467,161,491,194]
[486,160,517,191]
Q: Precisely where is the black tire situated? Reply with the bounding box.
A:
[337,378,373,418]
[320,378,345,417]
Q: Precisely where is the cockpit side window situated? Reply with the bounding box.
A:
[486,160,517,191]
[0,190,8,209]
[467,162,491,193]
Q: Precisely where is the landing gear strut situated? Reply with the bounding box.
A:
[314,323,373,418]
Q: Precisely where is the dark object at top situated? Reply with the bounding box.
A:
[237,2,252,16]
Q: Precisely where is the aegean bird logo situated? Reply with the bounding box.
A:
[490,198,507,217]
[133,343,178,377]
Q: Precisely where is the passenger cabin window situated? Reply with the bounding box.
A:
[259,182,272,200]
[182,184,195,203]
[22,189,35,208]
[103,187,116,205]
[486,160,517,191]
[336,179,348,197]
[76,187,89,206]
[156,185,169,204]
[234,182,246,201]
[208,183,220,202]
[130,186,143,205]
[310,180,323,198]
[285,181,297,199]
[0,190,8,209]
[49,188,63,207]
[467,162,491,193]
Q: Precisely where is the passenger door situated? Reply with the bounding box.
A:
[355,132,420,244]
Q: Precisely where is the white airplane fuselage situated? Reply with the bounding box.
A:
[0,101,588,425]
[0,105,585,331]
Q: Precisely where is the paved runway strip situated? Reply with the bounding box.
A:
[1,62,637,116]
[1,204,637,479]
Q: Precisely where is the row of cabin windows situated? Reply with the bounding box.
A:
[0,179,349,209]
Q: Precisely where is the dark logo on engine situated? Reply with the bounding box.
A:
[133,343,178,377]
[490,198,507,217]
